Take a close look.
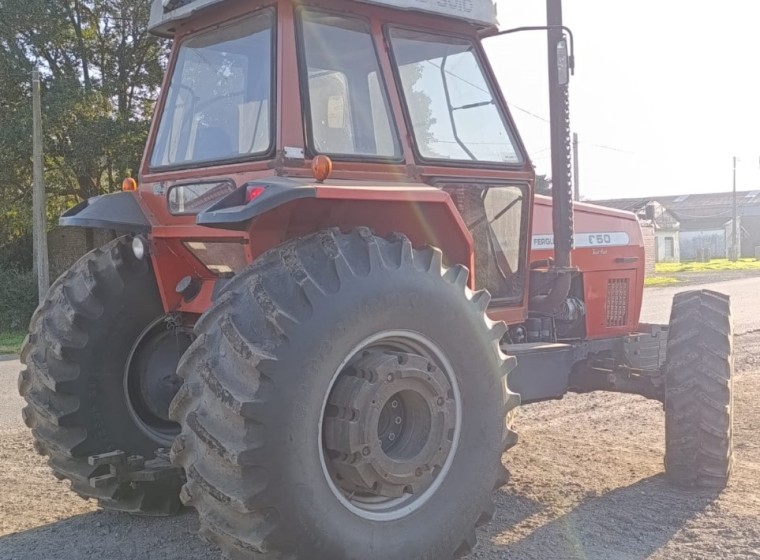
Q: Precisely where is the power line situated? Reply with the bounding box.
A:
[508,103,550,123]
[424,59,551,125]
[588,143,634,154]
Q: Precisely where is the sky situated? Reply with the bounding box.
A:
[484,0,760,201]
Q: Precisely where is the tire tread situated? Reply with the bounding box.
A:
[171,229,519,559]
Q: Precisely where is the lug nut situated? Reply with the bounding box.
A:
[362,446,371,456]
[437,397,444,406]
[391,400,399,408]
[387,373,394,382]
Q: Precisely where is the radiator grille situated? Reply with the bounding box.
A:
[606,278,629,327]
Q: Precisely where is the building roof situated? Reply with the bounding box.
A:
[591,190,760,231]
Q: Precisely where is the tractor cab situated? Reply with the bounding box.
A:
[147,0,519,171]
[134,0,534,318]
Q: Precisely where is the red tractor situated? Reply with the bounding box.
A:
[19,0,733,558]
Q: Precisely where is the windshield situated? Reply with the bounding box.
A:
[151,11,274,169]
[388,28,522,165]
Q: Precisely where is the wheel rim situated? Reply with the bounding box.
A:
[123,316,193,446]
[319,331,462,521]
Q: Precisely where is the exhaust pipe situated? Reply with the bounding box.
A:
[546,0,574,271]
[529,271,572,313]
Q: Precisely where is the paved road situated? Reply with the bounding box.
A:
[0,275,757,431]
[0,355,25,430]
[639,276,757,334]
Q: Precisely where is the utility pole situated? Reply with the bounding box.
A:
[572,132,580,201]
[546,0,574,268]
[32,69,49,302]
[732,156,738,262]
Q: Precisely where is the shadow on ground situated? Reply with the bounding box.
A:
[475,474,718,560]
[0,509,216,560]
[0,475,718,560]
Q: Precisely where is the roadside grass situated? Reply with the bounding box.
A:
[0,331,25,355]
[644,276,680,287]
[656,258,760,274]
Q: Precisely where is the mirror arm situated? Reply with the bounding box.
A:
[490,25,575,75]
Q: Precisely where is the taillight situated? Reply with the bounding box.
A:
[246,185,266,203]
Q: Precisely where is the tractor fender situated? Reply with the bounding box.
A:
[60,191,151,233]
[198,180,475,274]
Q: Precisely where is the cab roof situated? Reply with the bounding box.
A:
[149,0,498,37]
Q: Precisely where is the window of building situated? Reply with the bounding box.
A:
[664,236,675,258]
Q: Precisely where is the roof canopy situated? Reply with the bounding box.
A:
[356,0,497,26]
[149,0,497,36]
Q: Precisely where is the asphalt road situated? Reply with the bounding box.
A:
[638,276,759,334]
[0,355,25,430]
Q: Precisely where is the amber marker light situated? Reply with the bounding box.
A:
[312,155,333,183]
[122,177,138,192]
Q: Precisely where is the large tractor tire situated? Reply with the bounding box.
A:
[664,289,733,489]
[170,228,519,560]
[18,236,190,514]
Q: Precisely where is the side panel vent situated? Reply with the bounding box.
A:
[606,278,629,327]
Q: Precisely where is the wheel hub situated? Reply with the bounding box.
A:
[324,350,456,499]
[124,316,193,445]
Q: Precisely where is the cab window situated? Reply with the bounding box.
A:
[388,27,522,165]
[297,9,400,159]
[151,11,274,168]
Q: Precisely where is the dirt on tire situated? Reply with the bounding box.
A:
[2,327,760,559]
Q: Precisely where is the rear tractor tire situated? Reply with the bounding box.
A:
[18,236,191,514]
[169,228,519,560]
[664,289,733,489]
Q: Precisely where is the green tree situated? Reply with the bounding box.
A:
[0,0,165,257]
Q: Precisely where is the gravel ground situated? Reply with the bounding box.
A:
[1,286,759,559]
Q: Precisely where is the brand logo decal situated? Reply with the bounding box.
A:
[531,232,630,250]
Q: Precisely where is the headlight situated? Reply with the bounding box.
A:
[132,236,148,260]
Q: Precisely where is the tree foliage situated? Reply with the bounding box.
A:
[0,0,165,260]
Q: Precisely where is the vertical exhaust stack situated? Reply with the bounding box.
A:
[546,0,574,270]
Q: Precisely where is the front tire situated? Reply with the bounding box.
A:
[170,229,519,559]
[664,289,733,489]
[19,237,188,514]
